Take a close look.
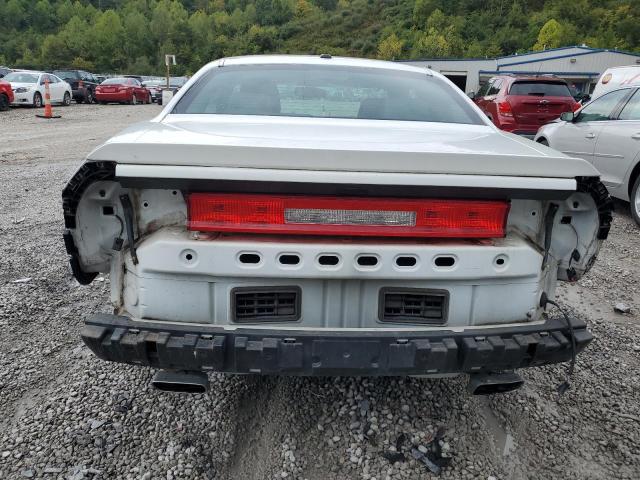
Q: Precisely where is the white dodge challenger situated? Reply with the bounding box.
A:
[63,55,612,394]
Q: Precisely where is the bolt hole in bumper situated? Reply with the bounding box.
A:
[81,314,592,376]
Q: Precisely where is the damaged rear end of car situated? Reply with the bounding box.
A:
[62,56,613,394]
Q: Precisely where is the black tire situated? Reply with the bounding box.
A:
[33,92,43,108]
[85,90,94,104]
[62,92,71,106]
[537,138,549,146]
[631,175,640,227]
[99,101,107,105]
[0,93,9,111]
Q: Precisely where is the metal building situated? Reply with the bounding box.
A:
[399,46,640,95]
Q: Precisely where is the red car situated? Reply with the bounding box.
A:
[95,77,151,105]
[473,75,581,138]
[0,80,14,111]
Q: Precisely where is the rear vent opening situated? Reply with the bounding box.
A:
[395,256,417,268]
[278,254,300,266]
[318,254,340,266]
[232,287,301,323]
[238,253,261,264]
[434,255,456,268]
[379,288,448,324]
[356,255,379,267]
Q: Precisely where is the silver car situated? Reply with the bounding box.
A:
[64,55,611,395]
[536,86,640,225]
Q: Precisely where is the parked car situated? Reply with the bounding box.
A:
[95,77,151,105]
[592,65,640,99]
[0,79,14,110]
[4,71,72,107]
[536,86,640,225]
[142,80,163,103]
[474,75,581,138]
[156,76,188,105]
[53,69,100,104]
[0,66,12,78]
[64,55,611,395]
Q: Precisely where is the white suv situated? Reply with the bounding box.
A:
[63,55,612,395]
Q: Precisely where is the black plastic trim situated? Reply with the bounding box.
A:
[81,314,592,376]
[62,230,97,285]
[62,161,116,284]
[378,287,449,325]
[577,176,614,240]
[231,286,302,323]
[116,176,574,201]
[62,161,116,229]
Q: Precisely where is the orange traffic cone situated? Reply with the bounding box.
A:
[36,78,61,119]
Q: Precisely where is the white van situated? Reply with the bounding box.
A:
[592,65,640,99]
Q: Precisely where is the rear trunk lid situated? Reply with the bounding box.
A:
[87,116,598,179]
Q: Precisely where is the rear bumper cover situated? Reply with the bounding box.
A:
[81,314,592,376]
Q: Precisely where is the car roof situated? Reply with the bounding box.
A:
[492,74,567,84]
[218,54,435,75]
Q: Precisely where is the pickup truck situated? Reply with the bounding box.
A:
[63,55,612,395]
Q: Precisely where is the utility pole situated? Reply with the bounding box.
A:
[165,54,176,88]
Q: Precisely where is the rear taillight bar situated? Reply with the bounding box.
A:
[187,194,510,238]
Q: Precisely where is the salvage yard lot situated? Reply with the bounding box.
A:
[0,104,639,480]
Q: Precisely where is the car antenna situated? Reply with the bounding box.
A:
[535,62,543,78]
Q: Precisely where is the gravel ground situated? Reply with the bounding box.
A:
[0,104,639,480]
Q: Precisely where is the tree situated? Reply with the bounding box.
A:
[92,10,126,70]
[33,0,55,31]
[533,19,569,50]
[412,28,450,58]
[71,56,95,70]
[255,0,293,25]
[377,33,403,60]
[413,0,438,26]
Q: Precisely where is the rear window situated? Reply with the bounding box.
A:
[509,81,572,97]
[172,64,483,125]
[169,77,188,87]
[3,72,39,83]
[101,78,128,85]
[54,71,78,79]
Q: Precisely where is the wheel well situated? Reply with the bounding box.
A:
[629,161,640,198]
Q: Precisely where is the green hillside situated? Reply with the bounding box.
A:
[1,0,638,75]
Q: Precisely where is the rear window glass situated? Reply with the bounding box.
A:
[172,64,483,125]
[3,72,39,83]
[54,71,78,79]
[509,81,572,97]
[169,77,188,87]
[101,78,131,85]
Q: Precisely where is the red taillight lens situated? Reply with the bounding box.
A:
[572,102,581,112]
[498,101,513,117]
[187,194,510,238]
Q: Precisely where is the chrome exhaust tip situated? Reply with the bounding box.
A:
[467,372,524,395]
[152,370,209,394]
